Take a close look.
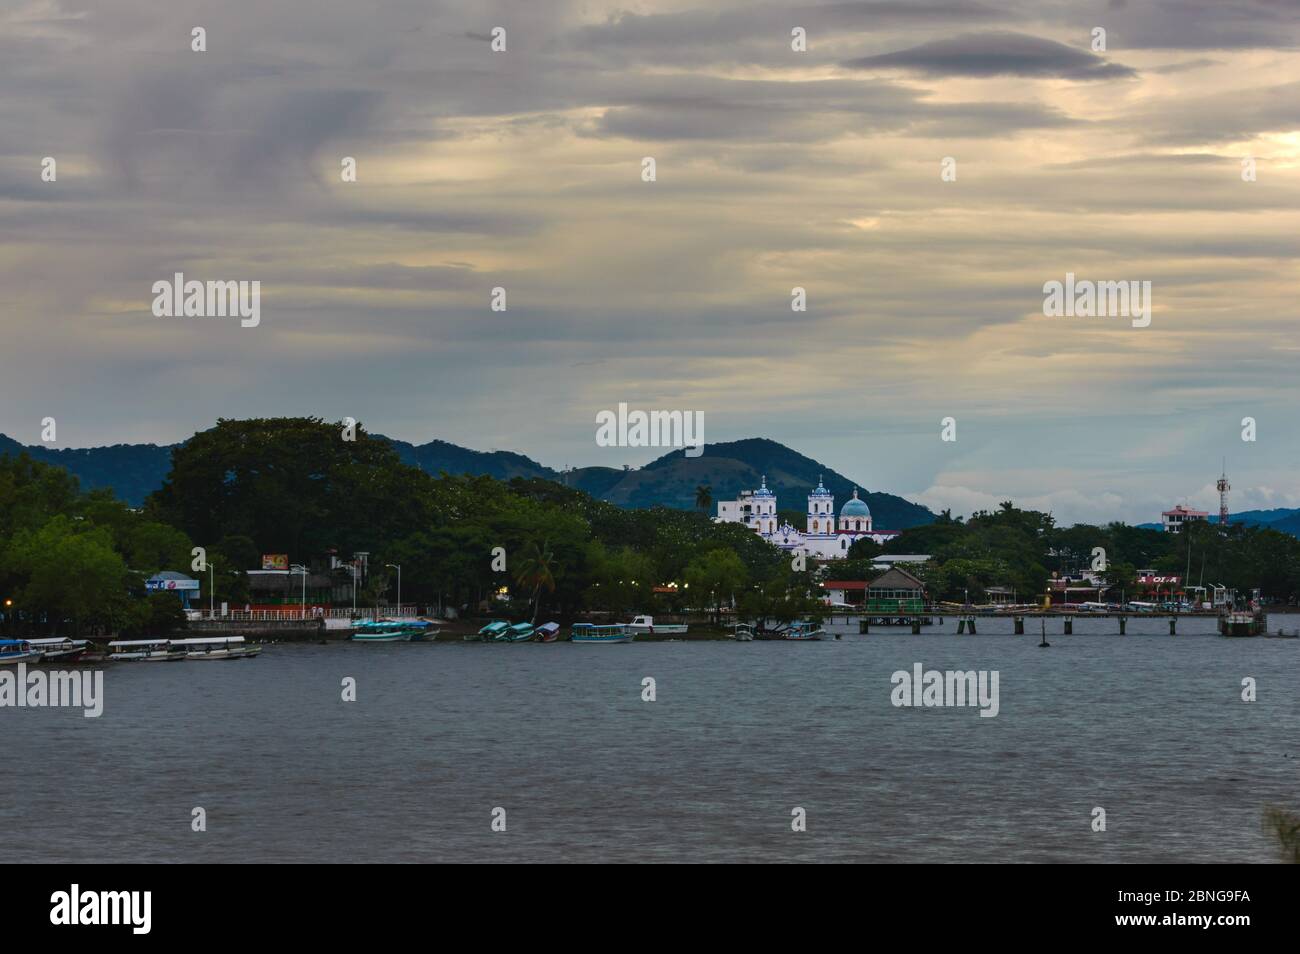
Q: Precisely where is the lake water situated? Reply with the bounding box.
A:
[4,616,1297,863]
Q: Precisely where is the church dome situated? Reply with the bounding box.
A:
[840,488,871,518]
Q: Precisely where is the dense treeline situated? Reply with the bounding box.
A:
[7,420,1299,634]
[848,501,1300,603]
[1,418,813,634]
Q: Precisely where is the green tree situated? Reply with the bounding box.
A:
[684,548,748,624]
[514,539,558,624]
[4,516,134,635]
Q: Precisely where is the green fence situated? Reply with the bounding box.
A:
[866,597,925,613]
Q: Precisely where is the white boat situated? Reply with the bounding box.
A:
[107,639,187,661]
[170,636,262,659]
[730,624,755,642]
[623,615,688,635]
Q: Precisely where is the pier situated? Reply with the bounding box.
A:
[830,606,1252,638]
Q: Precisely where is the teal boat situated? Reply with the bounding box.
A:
[474,620,510,641]
[352,619,438,642]
[782,621,825,641]
[570,623,633,644]
[500,623,536,642]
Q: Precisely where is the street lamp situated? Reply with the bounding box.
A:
[386,564,401,616]
[208,559,216,618]
[291,564,308,619]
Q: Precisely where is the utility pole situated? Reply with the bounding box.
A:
[386,564,401,616]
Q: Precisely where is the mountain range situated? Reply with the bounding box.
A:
[0,431,935,529]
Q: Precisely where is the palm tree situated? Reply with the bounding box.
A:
[695,484,713,514]
[514,539,558,625]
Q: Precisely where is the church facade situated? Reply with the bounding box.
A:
[714,476,900,559]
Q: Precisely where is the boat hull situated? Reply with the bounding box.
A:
[0,651,41,665]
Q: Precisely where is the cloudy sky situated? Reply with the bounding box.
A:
[2,0,1298,525]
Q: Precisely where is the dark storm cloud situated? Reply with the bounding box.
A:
[842,31,1138,78]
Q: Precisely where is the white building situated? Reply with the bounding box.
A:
[715,475,900,559]
[1161,504,1208,533]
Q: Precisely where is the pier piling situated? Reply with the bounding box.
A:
[911,619,921,635]
[1169,617,1176,636]
[1063,617,1073,635]
[967,616,977,635]
[1118,616,1127,635]
[1014,617,1024,635]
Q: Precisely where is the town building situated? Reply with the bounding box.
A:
[1161,504,1209,533]
[714,475,900,559]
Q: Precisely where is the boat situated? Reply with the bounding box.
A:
[623,614,688,636]
[352,619,438,642]
[499,622,536,642]
[730,624,755,642]
[26,637,90,662]
[782,621,825,641]
[170,636,262,659]
[107,639,187,661]
[570,623,634,644]
[473,620,510,642]
[0,639,40,665]
[534,622,561,642]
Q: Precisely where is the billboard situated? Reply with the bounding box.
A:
[145,578,200,591]
[261,554,290,570]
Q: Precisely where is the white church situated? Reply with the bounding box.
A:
[715,476,900,559]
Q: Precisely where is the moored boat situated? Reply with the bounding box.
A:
[499,622,536,642]
[473,620,510,642]
[0,639,40,665]
[782,621,825,641]
[623,614,688,635]
[352,619,437,642]
[26,637,90,662]
[170,636,262,659]
[570,623,634,644]
[107,639,187,661]
[534,622,561,642]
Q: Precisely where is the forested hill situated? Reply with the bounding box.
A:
[0,428,933,527]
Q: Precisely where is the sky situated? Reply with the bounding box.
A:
[2,0,1298,526]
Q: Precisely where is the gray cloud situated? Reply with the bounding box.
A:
[842,31,1138,78]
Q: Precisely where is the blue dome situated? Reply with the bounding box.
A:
[840,489,871,518]
[809,474,831,497]
[753,474,775,497]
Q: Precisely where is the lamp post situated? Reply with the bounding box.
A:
[291,564,308,619]
[352,557,358,618]
[386,564,401,616]
[208,559,216,618]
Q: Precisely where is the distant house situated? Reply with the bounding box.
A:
[822,581,869,606]
[866,567,926,611]
[1162,505,1208,533]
